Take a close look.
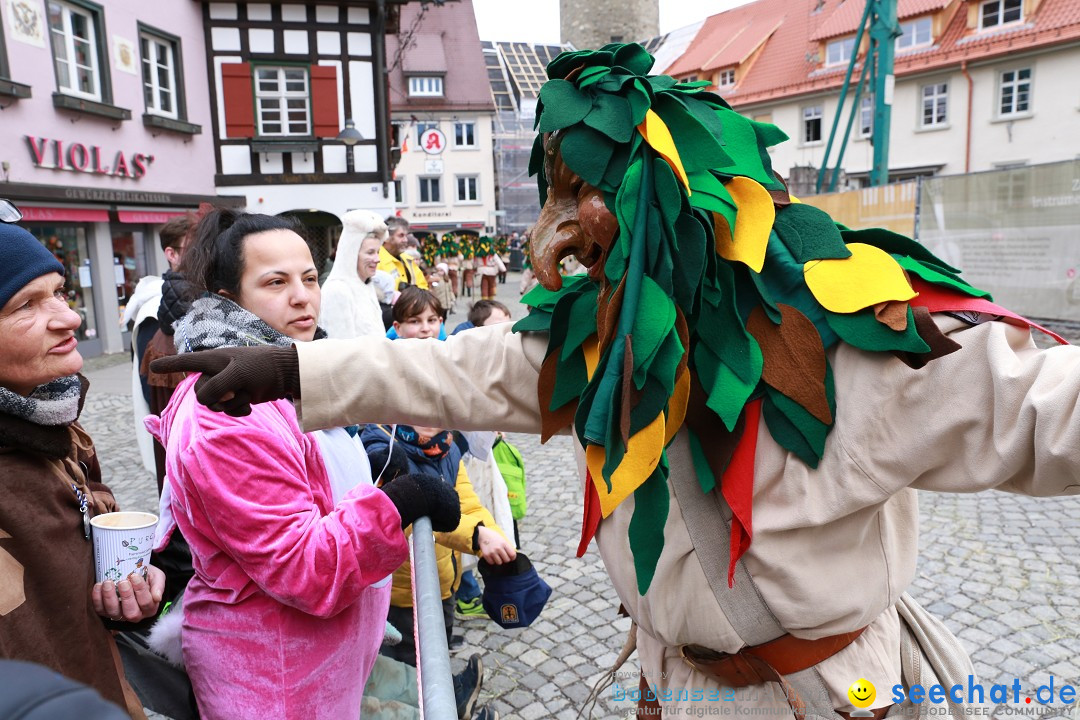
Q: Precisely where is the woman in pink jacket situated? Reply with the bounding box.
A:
[149,209,460,720]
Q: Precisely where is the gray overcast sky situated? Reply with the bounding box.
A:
[472,0,755,44]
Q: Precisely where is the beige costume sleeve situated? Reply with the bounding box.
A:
[295,323,548,434]
[838,314,1080,497]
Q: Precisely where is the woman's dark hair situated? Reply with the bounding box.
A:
[393,285,445,323]
[467,299,511,327]
[179,208,303,300]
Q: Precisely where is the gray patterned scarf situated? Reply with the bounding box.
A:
[0,374,82,427]
[173,293,325,354]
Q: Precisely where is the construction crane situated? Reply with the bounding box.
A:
[815,0,900,194]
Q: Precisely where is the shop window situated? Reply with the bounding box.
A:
[921,82,948,127]
[454,121,476,148]
[25,224,98,343]
[47,0,109,103]
[998,68,1032,116]
[802,105,823,143]
[896,17,933,50]
[980,0,1022,29]
[408,76,443,97]
[419,176,441,204]
[139,26,182,119]
[456,175,479,203]
[220,63,338,139]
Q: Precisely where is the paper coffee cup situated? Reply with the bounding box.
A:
[90,511,157,584]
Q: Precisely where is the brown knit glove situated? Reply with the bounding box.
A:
[149,345,300,416]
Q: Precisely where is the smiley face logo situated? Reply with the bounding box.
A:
[848,678,876,709]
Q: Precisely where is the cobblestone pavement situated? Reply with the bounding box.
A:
[81,279,1080,719]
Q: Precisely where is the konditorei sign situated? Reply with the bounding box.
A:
[26,136,154,179]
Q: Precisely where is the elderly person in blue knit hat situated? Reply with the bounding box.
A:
[0,211,165,719]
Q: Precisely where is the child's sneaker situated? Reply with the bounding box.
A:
[456,596,487,619]
[473,706,500,720]
[454,654,483,719]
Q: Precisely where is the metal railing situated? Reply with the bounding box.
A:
[411,516,457,719]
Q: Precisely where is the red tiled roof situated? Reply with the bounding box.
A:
[401,33,447,73]
[669,0,1080,108]
[811,0,953,41]
[666,2,786,76]
[386,0,495,112]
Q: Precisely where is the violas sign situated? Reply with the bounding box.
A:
[25,136,154,179]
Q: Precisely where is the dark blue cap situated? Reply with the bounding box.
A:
[0,223,65,310]
[477,552,552,629]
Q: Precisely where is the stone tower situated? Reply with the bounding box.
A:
[559,0,659,50]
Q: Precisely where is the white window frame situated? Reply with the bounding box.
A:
[140,31,178,119]
[47,0,102,101]
[825,37,854,67]
[997,67,1032,117]
[455,175,480,203]
[979,0,1023,30]
[717,69,735,87]
[453,121,476,148]
[802,105,823,144]
[896,17,933,51]
[920,82,948,128]
[416,122,438,145]
[254,66,311,137]
[418,176,442,205]
[408,75,443,97]
[858,94,874,138]
[393,177,405,204]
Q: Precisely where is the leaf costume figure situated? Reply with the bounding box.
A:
[158,43,1080,720]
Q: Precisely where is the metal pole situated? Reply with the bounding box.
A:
[827,59,871,193]
[411,516,457,720]
[870,0,899,186]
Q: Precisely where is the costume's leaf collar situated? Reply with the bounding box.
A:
[514,43,988,594]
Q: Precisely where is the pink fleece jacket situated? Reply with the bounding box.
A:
[151,374,409,720]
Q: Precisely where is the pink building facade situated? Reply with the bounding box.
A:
[1,0,238,356]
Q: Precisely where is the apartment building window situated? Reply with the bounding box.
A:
[419,176,442,204]
[416,122,438,144]
[825,37,854,67]
[998,68,1031,116]
[140,28,180,119]
[859,95,873,138]
[255,66,310,136]
[456,175,479,203]
[393,178,405,204]
[454,121,476,148]
[803,105,823,143]
[47,0,105,101]
[980,0,1022,29]
[409,76,443,97]
[920,82,948,127]
[718,69,735,87]
[896,17,933,50]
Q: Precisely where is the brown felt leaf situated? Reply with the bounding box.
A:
[892,306,963,370]
[597,279,625,354]
[874,301,909,331]
[539,349,578,442]
[684,371,744,489]
[746,304,832,425]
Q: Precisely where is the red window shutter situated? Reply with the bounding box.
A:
[310,65,340,138]
[221,63,255,138]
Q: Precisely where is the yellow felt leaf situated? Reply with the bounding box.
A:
[664,369,690,446]
[803,243,917,314]
[789,195,802,203]
[714,176,774,273]
[593,412,667,518]
[637,109,690,194]
[583,335,600,380]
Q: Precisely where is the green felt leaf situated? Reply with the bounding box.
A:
[842,227,960,273]
[710,107,774,184]
[676,80,712,89]
[537,79,592,132]
[653,94,728,174]
[653,158,683,234]
[529,135,547,206]
[695,343,756,431]
[688,429,718,494]
[629,462,669,595]
[549,346,588,411]
[774,204,851,262]
[561,290,601,361]
[735,265,782,325]
[601,140,635,194]
[576,66,610,89]
[759,231,839,349]
[761,362,836,468]
[615,43,655,76]
[672,212,706,309]
[762,392,819,468]
[547,50,592,79]
[560,125,615,188]
[511,309,552,334]
[825,307,931,354]
[630,275,676,375]
[647,75,677,91]
[750,119,788,147]
[894,255,990,298]
[614,158,644,264]
[585,93,635,143]
[625,79,652,126]
[681,96,727,150]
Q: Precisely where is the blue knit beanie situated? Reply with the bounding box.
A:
[0,224,65,309]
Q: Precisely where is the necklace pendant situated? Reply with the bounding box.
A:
[82,507,91,540]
